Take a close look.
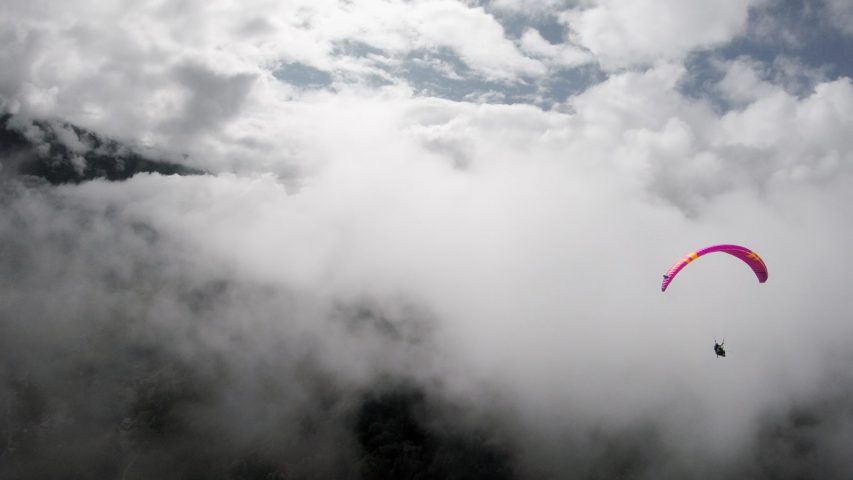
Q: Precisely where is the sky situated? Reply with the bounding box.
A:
[2,0,853,478]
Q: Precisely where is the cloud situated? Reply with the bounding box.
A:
[488,0,576,14]
[826,0,853,36]
[7,65,853,460]
[519,28,592,68]
[0,0,552,172]
[561,0,763,70]
[164,62,257,136]
[410,1,546,80]
[2,0,853,477]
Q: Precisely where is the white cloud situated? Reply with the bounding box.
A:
[22,67,848,453]
[0,0,551,163]
[295,0,548,80]
[715,57,782,105]
[519,28,593,68]
[717,77,853,180]
[488,0,579,15]
[561,0,763,70]
[411,1,546,79]
[2,0,853,475]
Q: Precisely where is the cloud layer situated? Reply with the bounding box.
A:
[2,0,853,478]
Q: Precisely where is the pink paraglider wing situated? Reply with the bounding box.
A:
[661,244,767,292]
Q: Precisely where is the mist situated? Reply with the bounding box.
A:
[2,1,853,478]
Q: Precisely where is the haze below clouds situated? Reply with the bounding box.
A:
[2,0,853,478]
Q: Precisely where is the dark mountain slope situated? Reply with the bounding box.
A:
[0,114,203,184]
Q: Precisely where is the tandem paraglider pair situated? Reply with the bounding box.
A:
[714,340,726,358]
[661,244,768,358]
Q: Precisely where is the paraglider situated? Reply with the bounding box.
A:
[661,244,767,358]
[714,340,726,358]
[661,244,767,292]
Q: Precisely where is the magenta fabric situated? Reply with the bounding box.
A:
[661,244,768,292]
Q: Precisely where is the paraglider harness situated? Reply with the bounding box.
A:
[714,340,726,358]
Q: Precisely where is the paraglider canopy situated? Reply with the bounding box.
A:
[661,244,767,292]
